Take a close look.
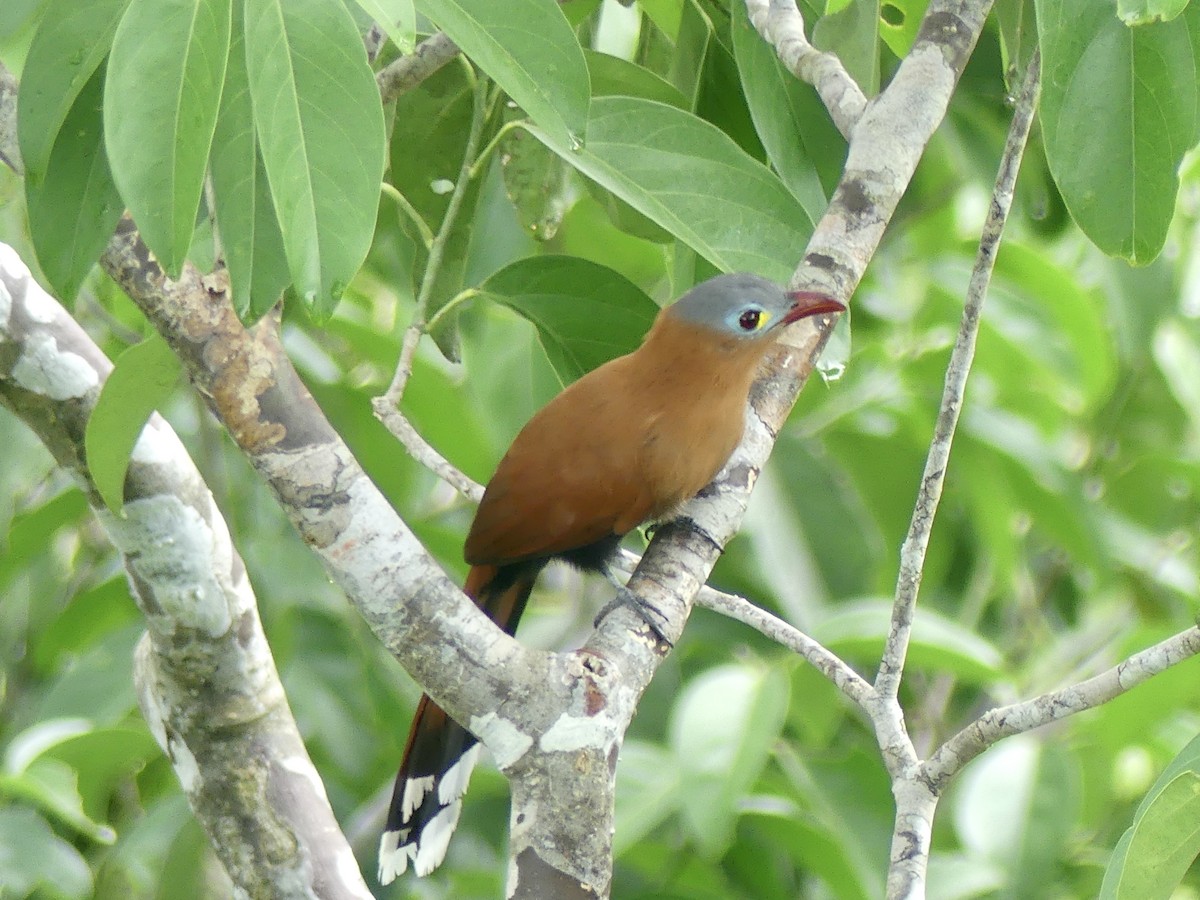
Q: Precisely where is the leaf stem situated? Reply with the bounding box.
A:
[424,288,480,334]
[408,72,488,331]
[381,182,434,250]
[468,119,526,181]
[373,70,491,500]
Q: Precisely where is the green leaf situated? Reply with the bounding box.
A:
[245,0,387,317]
[1102,734,1200,899]
[584,49,688,109]
[814,599,1005,683]
[614,740,681,856]
[2,720,121,844]
[500,108,572,241]
[85,333,182,514]
[104,0,232,276]
[1036,0,1198,263]
[32,625,143,724]
[210,0,289,319]
[476,256,659,384]
[1154,319,1200,437]
[996,0,1040,89]
[3,491,89,571]
[574,54,686,244]
[812,0,881,96]
[16,0,130,182]
[32,578,139,674]
[640,0,683,38]
[0,807,92,899]
[1119,0,1191,25]
[546,195,669,290]
[731,0,833,219]
[388,62,476,313]
[0,758,116,843]
[926,853,1008,899]
[742,813,877,900]
[0,0,47,41]
[417,0,589,147]
[670,662,791,856]
[527,96,815,283]
[42,727,161,827]
[934,240,1115,420]
[953,737,1080,898]
[667,0,712,109]
[777,748,893,898]
[879,0,930,57]
[355,0,415,52]
[24,69,123,303]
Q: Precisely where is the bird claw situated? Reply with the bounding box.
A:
[594,587,673,648]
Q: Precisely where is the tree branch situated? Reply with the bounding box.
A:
[695,585,873,704]
[377,32,461,103]
[872,46,1038,899]
[0,244,369,899]
[373,75,488,503]
[95,218,636,893]
[95,216,550,737]
[926,625,1200,790]
[611,0,995,703]
[0,62,19,176]
[744,0,867,137]
[1,50,647,895]
[877,48,1043,700]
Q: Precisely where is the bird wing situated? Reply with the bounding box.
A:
[464,364,658,566]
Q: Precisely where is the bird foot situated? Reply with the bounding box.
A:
[594,588,673,648]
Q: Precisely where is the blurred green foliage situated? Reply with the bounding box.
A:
[2,0,1200,897]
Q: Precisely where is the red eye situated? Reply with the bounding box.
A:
[738,309,761,331]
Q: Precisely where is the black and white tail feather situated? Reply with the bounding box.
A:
[379,564,538,884]
[378,703,483,883]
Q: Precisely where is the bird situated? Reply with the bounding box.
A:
[378,272,844,883]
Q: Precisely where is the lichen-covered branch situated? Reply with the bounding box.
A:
[94,219,631,894]
[744,0,867,136]
[695,585,873,703]
[96,216,548,737]
[377,32,460,102]
[0,244,369,900]
[926,626,1200,790]
[877,49,1041,702]
[0,61,20,175]
[619,0,995,725]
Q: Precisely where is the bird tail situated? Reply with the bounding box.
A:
[378,562,539,884]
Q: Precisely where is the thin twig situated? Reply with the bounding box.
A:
[370,400,485,503]
[606,545,872,704]
[374,73,490,498]
[423,287,479,334]
[925,624,1200,789]
[468,120,526,180]
[744,0,867,138]
[410,72,487,330]
[380,323,424,405]
[0,62,20,176]
[695,587,873,704]
[876,50,1042,700]
[377,32,461,103]
[910,556,996,756]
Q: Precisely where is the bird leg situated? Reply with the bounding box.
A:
[594,586,673,648]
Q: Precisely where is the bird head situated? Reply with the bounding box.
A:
[665,273,844,342]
